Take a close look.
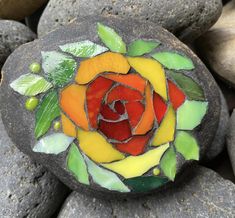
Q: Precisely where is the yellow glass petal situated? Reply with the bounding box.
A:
[61,113,77,137]
[102,143,169,179]
[127,57,167,100]
[77,129,125,163]
[151,105,176,146]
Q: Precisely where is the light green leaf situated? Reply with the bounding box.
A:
[169,71,205,100]
[97,22,126,53]
[59,40,108,57]
[127,40,160,56]
[84,155,130,192]
[33,133,74,154]
[152,52,194,70]
[10,73,52,96]
[67,143,89,185]
[35,91,60,139]
[177,100,208,130]
[175,131,199,160]
[42,51,76,87]
[160,147,176,181]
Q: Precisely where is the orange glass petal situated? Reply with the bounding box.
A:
[61,113,77,137]
[153,92,167,124]
[76,52,130,84]
[60,84,89,130]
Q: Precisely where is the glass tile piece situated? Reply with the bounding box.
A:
[153,92,167,124]
[84,155,130,192]
[25,97,39,111]
[76,52,130,84]
[127,40,160,56]
[35,91,60,139]
[127,57,167,100]
[152,52,194,70]
[123,176,168,192]
[100,104,120,120]
[160,147,176,181]
[169,71,205,100]
[114,101,125,115]
[33,133,74,154]
[67,143,89,185]
[10,73,52,96]
[125,101,145,128]
[53,121,61,131]
[104,73,146,93]
[168,80,186,110]
[152,105,176,146]
[97,22,127,53]
[60,84,89,130]
[114,133,151,156]
[102,143,169,179]
[174,131,199,160]
[134,84,155,135]
[29,62,41,73]
[107,85,143,103]
[99,119,132,141]
[177,100,208,130]
[42,51,76,87]
[61,113,76,137]
[77,128,124,163]
[86,77,113,128]
[59,40,108,57]
[153,167,160,175]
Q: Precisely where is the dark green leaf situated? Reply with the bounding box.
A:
[35,90,60,139]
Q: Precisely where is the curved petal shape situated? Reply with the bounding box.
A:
[153,92,167,124]
[61,113,77,137]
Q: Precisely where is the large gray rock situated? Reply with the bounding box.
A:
[0,115,69,218]
[58,166,235,218]
[37,0,222,42]
[0,20,36,67]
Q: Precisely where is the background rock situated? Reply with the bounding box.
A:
[0,114,69,218]
[37,0,222,42]
[0,0,48,20]
[58,166,235,218]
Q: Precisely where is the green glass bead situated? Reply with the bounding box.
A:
[25,97,39,111]
[29,62,41,73]
[54,121,61,131]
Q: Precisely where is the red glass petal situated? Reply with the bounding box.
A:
[168,80,186,110]
[114,101,125,115]
[99,119,132,141]
[125,101,145,128]
[100,104,120,120]
[153,92,167,123]
[114,133,152,156]
[87,77,113,129]
[107,85,143,103]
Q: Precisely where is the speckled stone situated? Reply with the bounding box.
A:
[37,0,222,42]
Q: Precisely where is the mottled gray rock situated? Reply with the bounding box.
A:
[227,109,235,175]
[58,166,235,218]
[37,0,222,42]
[0,20,36,67]
[0,115,69,218]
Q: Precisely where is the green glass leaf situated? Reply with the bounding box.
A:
[84,155,130,192]
[10,73,52,96]
[42,51,76,87]
[127,40,160,56]
[59,40,108,57]
[33,133,74,154]
[160,147,176,181]
[67,143,89,185]
[174,131,199,160]
[97,22,126,53]
[152,52,194,70]
[177,100,208,130]
[35,91,60,139]
[123,176,168,192]
[169,71,205,100]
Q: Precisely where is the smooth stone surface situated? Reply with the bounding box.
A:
[58,166,235,218]
[0,17,226,197]
[0,20,36,67]
[0,115,69,217]
[37,0,222,42]
[227,109,235,175]
[0,0,48,20]
[196,1,235,88]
